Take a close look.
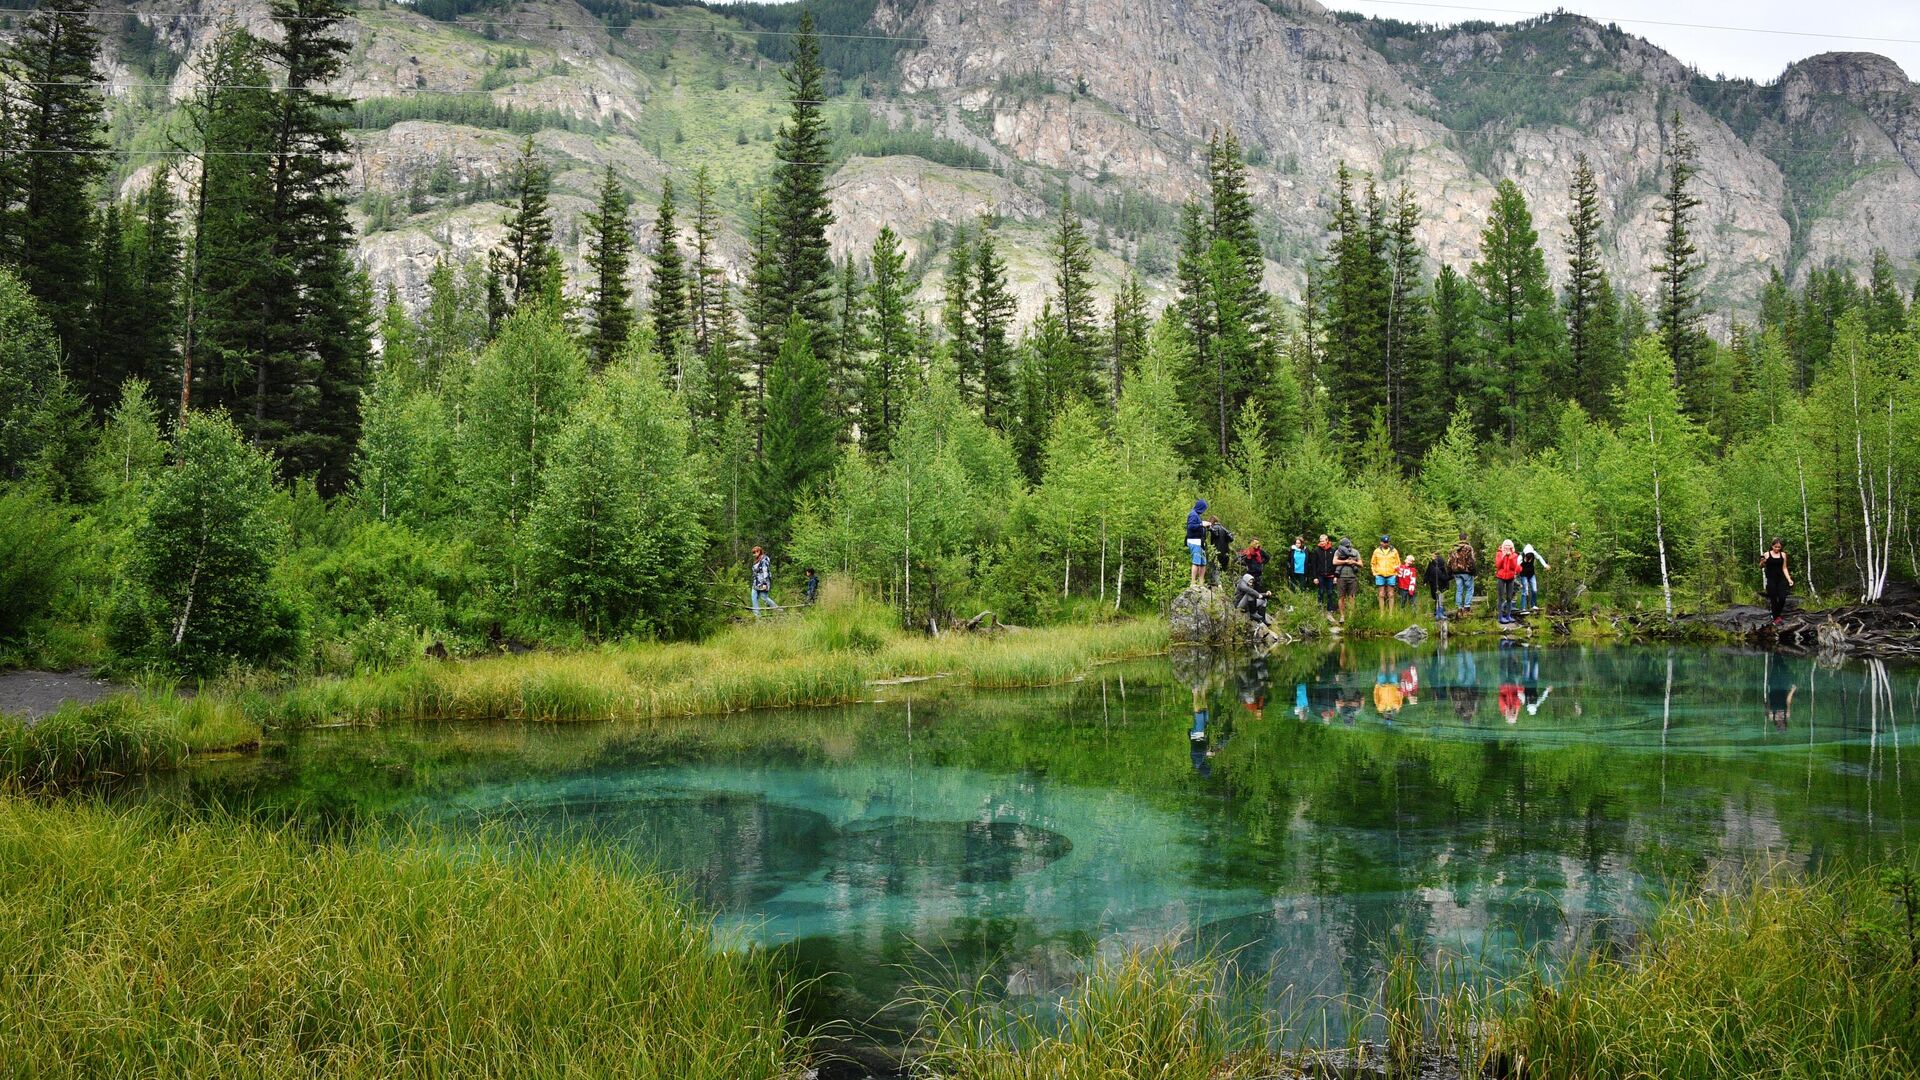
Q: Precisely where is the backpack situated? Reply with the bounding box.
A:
[1448,544,1474,574]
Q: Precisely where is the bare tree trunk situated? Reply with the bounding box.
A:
[1798,455,1817,599]
[1650,416,1673,616]
[903,463,912,625]
[1099,519,1108,603]
[1115,536,1125,612]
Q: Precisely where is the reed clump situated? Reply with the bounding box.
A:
[1483,869,1920,1079]
[0,688,256,787]
[0,798,806,1079]
[908,944,1282,1080]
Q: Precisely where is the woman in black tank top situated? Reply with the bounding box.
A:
[1760,538,1793,623]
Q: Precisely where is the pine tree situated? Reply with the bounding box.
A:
[970,228,1017,429]
[83,201,138,412]
[762,12,836,371]
[754,315,836,541]
[1866,248,1907,336]
[1321,164,1391,442]
[688,166,722,359]
[1653,112,1706,399]
[0,0,107,362]
[1563,153,1610,413]
[743,194,781,452]
[1428,265,1474,414]
[1383,182,1431,458]
[649,176,689,354]
[1173,200,1215,439]
[127,171,183,395]
[582,165,633,368]
[1051,193,1099,399]
[829,254,864,428]
[942,226,978,403]
[1108,272,1149,404]
[500,136,556,314]
[1469,179,1562,443]
[863,226,912,457]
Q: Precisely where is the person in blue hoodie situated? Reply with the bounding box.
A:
[1185,499,1209,587]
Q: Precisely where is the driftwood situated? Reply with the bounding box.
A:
[1757,601,1920,658]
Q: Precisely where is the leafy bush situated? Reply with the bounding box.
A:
[0,486,82,644]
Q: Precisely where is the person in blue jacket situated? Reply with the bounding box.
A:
[1185,499,1209,587]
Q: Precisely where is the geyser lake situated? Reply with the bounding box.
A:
[133,641,1918,1041]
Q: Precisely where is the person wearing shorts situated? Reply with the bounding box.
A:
[1185,499,1208,587]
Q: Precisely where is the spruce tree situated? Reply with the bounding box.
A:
[1320,164,1390,442]
[829,254,864,428]
[1173,200,1215,435]
[942,228,978,403]
[1383,182,1431,458]
[83,201,137,412]
[1654,112,1706,399]
[1051,193,1100,399]
[743,194,781,452]
[0,0,107,363]
[761,12,836,374]
[970,228,1017,429]
[1468,179,1562,443]
[500,136,556,314]
[128,171,183,394]
[689,166,722,359]
[582,165,633,368]
[1109,272,1149,404]
[649,176,688,353]
[1866,248,1907,336]
[863,226,912,457]
[1429,265,1475,411]
[1563,153,1609,413]
[754,315,835,541]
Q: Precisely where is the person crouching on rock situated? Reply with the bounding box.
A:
[1235,571,1272,626]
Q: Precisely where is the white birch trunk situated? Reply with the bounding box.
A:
[1649,416,1673,616]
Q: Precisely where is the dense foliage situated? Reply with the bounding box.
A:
[4,11,1920,677]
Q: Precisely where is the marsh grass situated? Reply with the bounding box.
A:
[907,944,1284,1080]
[270,610,1166,728]
[0,688,256,787]
[0,798,806,1079]
[1481,870,1920,1079]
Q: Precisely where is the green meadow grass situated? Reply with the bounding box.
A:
[0,798,806,1079]
[0,689,257,787]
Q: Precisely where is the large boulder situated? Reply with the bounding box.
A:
[1168,586,1272,649]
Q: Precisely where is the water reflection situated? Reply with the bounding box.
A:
[113,643,1918,1044]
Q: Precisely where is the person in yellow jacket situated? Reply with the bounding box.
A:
[1371,535,1403,612]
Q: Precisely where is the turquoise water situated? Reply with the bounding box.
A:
[152,642,1919,1039]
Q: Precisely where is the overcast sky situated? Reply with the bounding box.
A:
[1320,0,1920,82]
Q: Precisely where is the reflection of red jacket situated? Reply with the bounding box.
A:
[1495,550,1521,581]
[1499,684,1523,722]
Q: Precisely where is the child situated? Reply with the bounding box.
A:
[1395,557,1418,605]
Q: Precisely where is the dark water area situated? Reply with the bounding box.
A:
[124,642,1919,1045]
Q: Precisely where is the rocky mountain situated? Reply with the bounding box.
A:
[55,0,1920,325]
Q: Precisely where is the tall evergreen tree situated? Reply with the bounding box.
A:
[970,228,1017,429]
[1320,164,1390,443]
[649,176,689,353]
[1653,112,1707,400]
[127,170,183,394]
[761,12,836,371]
[754,315,835,541]
[582,165,633,368]
[743,193,781,451]
[689,166,723,359]
[1562,153,1611,413]
[1109,272,1149,404]
[0,0,107,364]
[829,254,864,429]
[1428,264,1475,423]
[1383,182,1432,458]
[499,136,556,317]
[1866,248,1907,336]
[942,226,978,402]
[1468,179,1561,444]
[863,226,912,458]
[1051,193,1100,400]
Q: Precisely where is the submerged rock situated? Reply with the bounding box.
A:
[1394,625,1429,645]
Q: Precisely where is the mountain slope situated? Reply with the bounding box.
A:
[57,0,1920,323]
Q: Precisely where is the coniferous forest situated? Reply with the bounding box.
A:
[6,0,1920,676]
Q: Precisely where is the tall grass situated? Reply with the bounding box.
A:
[908,944,1282,1080]
[270,608,1166,727]
[0,798,806,1079]
[1483,870,1920,1079]
[0,689,256,787]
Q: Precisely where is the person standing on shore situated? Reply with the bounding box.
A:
[1186,500,1209,587]
[1207,517,1235,588]
[1290,537,1309,591]
[1518,544,1551,614]
[1448,533,1477,614]
[1493,540,1520,625]
[1309,535,1336,614]
[1761,538,1794,624]
[1371,535,1403,613]
[1425,549,1453,623]
[750,546,780,617]
[1333,536,1363,620]
[1241,538,1268,587]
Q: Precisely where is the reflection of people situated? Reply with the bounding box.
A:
[1238,655,1271,720]
[1761,538,1794,625]
[1373,674,1405,722]
[1764,670,1796,730]
[1498,640,1525,723]
[1190,686,1209,743]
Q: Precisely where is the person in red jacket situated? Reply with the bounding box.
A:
[1494,539,1521,625]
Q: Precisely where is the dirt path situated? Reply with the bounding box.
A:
[0,671,121,722]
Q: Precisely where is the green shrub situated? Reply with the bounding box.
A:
[0,486,82,644]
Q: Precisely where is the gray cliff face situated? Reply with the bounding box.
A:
[60,0,1920,321]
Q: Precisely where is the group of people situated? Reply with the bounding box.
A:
[747,546,819,616]
[1185,501,1556,628]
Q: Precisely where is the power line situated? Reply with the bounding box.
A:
[18,6,932,43]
